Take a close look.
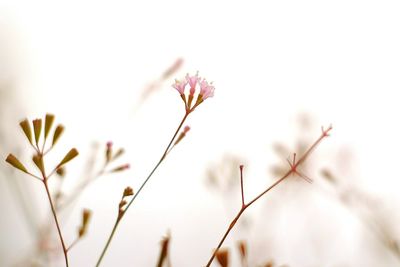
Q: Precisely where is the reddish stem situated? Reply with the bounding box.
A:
[205,125,332,267]
[43,179,69,267]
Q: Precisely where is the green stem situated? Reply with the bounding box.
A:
[95,112,189,267]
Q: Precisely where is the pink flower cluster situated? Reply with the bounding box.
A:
[172,72,215,112]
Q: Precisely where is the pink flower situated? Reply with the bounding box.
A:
[172,72,214,112]
[183,125,190,133]
[172,79,187,95]
[199,79,215,99]
[185,72,200,96]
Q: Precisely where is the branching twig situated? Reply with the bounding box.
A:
[205,125,332,267]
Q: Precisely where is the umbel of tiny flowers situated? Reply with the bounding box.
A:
[172,72,215,113]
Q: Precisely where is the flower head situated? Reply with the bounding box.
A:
[172,71,214,112]
[199,79,215,100]
[172,79,187,95]
[186,72,200,96]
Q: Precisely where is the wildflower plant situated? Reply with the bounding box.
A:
[3,71,334,267]
[95,72,215,266]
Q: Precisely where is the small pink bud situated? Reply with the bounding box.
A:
[174,125,191,146]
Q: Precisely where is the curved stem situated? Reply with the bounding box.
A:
[95,112,189,267]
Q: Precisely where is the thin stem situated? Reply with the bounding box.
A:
[205,126,332,267]
[43,179,69,267]
[95,112,189,267]
[125,112,188,211]
[41,137,47,155]
[245,170,291,208]
[26,172,43,182]
[206,208,245,267]
[96,219,121,267]
[239,165,245,207]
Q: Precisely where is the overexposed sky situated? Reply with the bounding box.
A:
[1,0,400,266]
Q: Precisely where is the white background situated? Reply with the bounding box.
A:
[1,0,400,266]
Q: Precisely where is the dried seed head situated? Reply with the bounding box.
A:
[56,167,66,178]
[112,148,125,161]
[78,209,92,238]
[44,114,55,140]
[32,154,45,174]
[123,186,134,197]
[32,119,42,146]
[321,168,336,184]
[110,163,130,173]
[5,154,28,173]
[216,249,229,267]
[106,141,113,162]
[157,233,171,267]
[57,148,79,168]
[237,240,247,260]
[52,125,64,146]
[19,119,33,145]
[263,260,274,267]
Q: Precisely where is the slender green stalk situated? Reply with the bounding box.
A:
[96,112,189,267]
